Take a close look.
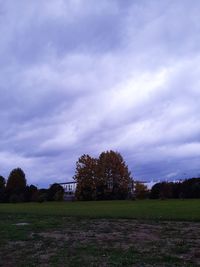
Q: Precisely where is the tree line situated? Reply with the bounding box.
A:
[150,178,200,199]
[0,151,132,202]
[0,151,133,202]
[1,151,200,202]
[0,168,64,203]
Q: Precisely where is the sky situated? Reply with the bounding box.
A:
[0,0,200,187]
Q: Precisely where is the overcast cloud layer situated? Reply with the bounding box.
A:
[0,0,200,187]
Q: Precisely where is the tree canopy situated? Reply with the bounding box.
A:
[74,154,98,200]
[0,176,5,189]
[47,183,64,201]
[150,178,200,199]
[6,168,27,194]
[74,151,133,200]
[0,175,6,202]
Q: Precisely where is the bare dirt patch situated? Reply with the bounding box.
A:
[34,219,200,265]
[1,217,200,266]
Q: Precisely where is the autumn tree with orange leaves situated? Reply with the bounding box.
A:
[74,154,98,200]
[74,151,133,200]
[97,151,132,200]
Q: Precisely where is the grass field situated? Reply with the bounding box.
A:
[0,199,200,221]
[0,199,200,266]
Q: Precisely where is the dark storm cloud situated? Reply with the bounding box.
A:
[0,0,200,186]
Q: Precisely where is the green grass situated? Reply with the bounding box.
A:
[0,199,200,221]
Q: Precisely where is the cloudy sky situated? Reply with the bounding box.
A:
[0,0,200,187]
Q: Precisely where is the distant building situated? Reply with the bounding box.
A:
[128,179,135,195]
[143,180,158,190]
[134,180,159,190]
[59,181,77,201]
[58,179,134,200]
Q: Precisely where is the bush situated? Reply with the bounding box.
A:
[37,193,47,203]
[54,190,64,201]
[9,194,21,203]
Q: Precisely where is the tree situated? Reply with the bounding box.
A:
[150,182,173,199]
[97,151,132,200]
[6,168,27,202]
[160,182,173,199]
[172,182,182,198]
[47,183,64,201]
[74,151,133,201]
[54,190,64,201]
[181,178,200,198]
[150,183,162,199]
[0,176,5,189]
[24,185,38,202]
[74,154,98,200]
[37,189,48,202]
[0,175,6,202]
[134,182,149,199]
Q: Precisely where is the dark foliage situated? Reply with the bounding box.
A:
[0,176,5,188]
[37,189,48,202]
[47,183,64,201]
[0,176,6,202]
[0,167,66,203]
[5,168,27,202]
[24,185,38,202]
[6,168,26,193]
[150,178,200,199]
[0,168,64,203]
[9,194,22,203]
[150,183,162,199]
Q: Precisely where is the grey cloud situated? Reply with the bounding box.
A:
[0,0,200,186]
[0,0,125,66]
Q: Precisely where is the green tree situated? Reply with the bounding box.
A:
[0,175,6,202]
[47,183,64,201]
[150,182,173,199]
[0,175,5,188]
[6,168,27,201]
[150,183,162,199]
[54,190,64,201]
[37,189,48,202]
[24,185,38,202]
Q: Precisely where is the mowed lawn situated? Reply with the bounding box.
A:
[0,199,200,221]
[1,200,200,266]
